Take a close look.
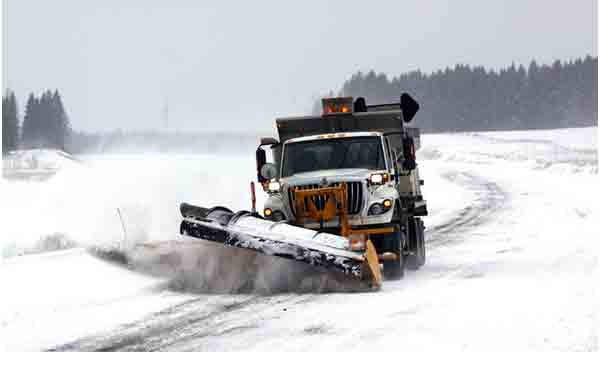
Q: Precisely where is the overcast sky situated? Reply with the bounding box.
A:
[2,0,598,133]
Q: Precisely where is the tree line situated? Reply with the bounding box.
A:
[316,55,597,132]
[2,89,71,154]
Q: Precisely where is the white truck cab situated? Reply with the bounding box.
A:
[263,130,425,229]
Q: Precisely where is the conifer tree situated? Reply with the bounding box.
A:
[21,93,40,148]
[2,90,20,154]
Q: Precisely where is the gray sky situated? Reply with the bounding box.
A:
[2,0,597,133]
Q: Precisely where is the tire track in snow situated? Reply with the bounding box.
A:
[426,170,508,247]
[50,294,312,351]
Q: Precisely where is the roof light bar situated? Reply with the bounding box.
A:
[322,97,353,115]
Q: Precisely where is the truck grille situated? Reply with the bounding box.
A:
[288,181,363,216]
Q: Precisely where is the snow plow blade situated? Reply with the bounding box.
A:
[179,203,382,290]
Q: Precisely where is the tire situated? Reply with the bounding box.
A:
[382,224,405,280]
[406,218,426,270]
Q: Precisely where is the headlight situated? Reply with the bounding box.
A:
[267,181,281,192]
[369,173,390,185]
[370,174,383,184]
[263,208,273,217]
[368,203,384,215]
[368,199,393,215]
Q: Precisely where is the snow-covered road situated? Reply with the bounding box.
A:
[1,127,597,351]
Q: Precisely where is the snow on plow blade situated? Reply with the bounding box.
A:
[179,203,382,290]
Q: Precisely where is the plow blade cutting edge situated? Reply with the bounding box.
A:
[179,203,382,289]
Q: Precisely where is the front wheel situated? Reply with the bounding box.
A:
[382,224,405,280]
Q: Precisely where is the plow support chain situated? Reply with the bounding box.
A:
[179,203,381,289]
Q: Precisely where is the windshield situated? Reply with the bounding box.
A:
[281,136,385,177]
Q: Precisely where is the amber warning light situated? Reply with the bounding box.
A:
[322,96,353,115]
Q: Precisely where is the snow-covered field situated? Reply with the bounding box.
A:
[0,127,597,351]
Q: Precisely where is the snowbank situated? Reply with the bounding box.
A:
[420,126,598,174]
[0,153,262,259]
[2,149,83,181]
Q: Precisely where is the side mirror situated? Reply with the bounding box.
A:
[256,147,267,182]
[400,93,419,123]
[402,137,417,170]
[260,163,277,180]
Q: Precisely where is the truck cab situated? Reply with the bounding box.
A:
[255,94,427,279]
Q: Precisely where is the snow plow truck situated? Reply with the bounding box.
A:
[179,93,427,290]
